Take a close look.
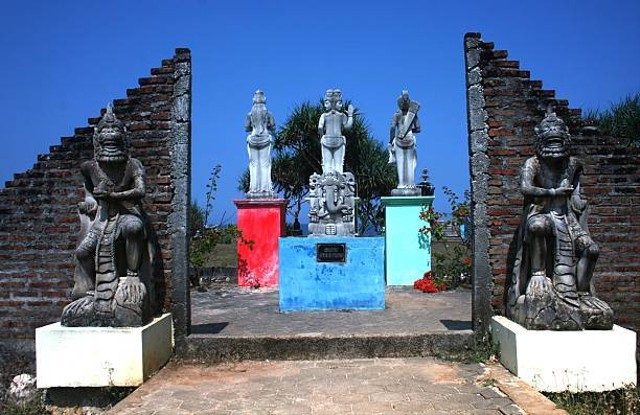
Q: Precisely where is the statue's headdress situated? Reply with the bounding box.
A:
[96,104,125,133]
[252,90,266,105]
[533,105,570,158]
[93,104,128,162]
[534,105,570,141]
[397,90,410,108]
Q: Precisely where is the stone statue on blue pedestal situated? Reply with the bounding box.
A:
[318,89,354,175]
[61,105,155,327]
[389,90,421,196]
[308,89,357,237]
[506,108,613,330]
[245,90,276,199]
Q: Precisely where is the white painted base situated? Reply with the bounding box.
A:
[36,313,173,388]
[491,316,637,392]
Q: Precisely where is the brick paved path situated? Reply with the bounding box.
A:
[109,358,530,415]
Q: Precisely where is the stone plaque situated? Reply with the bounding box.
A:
[316,243,346,263]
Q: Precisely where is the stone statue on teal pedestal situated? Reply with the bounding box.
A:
[389,90,421,196]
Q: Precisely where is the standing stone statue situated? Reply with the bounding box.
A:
[61,105,154,327]
[245,90,276,198]
[506,108,613,330]
[308,89,356,237]
[318,89,354,175]
[389,90,421,196]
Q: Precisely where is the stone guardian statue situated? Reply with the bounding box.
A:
[506,108,613,330]
[245,90,276,198]
[389,90,421,196]
[61,105,155,327]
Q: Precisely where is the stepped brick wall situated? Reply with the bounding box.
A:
[464,33,640,346]
[0,49,191,347]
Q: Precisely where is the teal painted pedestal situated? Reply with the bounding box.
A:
[381,196,434,285]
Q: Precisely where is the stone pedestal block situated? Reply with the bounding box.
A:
[234,198,287,287]
[279,237,385,311]
[381,196,434,285]
[491,315,637,392]
[36,313,173,388]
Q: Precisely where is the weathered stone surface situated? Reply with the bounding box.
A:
[505,110,613,330]
[389,90,421,195]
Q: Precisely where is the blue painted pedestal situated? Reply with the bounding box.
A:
[381,196,434,285]
[279,237,385,311]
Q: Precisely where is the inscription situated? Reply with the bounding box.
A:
[316,243,346,263]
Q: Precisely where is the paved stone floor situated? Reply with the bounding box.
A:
[108,286,567,414]
[190,285,472,337]
[108,358,532,415]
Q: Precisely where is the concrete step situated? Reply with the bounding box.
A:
[182,286,474,362]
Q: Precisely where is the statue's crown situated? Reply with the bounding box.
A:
[534,106,569,140]
[325,89,342,102]
[96,104,125,132]
[397,90,410,106]
[252,89,266,104]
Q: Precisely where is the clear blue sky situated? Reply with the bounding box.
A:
[1,0,639,223]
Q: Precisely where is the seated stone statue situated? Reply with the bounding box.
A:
[61,105,154,327]
[318,89,354,175]
[245,90,276,199]
[389,90,421,196]
[506,108,613,330]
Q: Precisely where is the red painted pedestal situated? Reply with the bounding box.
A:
[234,199,287,287]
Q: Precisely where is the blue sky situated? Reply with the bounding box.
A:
[1,1,638,223]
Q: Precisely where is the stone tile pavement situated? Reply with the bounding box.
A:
[189,285,472,337]
[107,357,566,415]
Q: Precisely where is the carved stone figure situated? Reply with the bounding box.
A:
[389,91,421,196]
[506,108,613,330]
[307,89,357,237]
[61,105,154,327]
[308,172,356,237]
[318,89,354,175]
[245,90,276,199]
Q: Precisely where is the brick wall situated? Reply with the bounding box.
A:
[0,48,191,347]
[465,33,640,343]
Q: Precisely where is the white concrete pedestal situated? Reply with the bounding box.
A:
[36,313,173,388]
[491,316,637,392]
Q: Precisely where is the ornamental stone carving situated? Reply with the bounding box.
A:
[245,90,276,199]
[389,90,421,196]
[506,108,613,330]
[308,89,357,237]
[61,105,155,327]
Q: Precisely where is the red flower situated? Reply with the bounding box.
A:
[413,271,447,293]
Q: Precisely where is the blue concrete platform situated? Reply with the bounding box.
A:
[279,237,385,312]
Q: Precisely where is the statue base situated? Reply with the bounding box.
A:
[246,190,277,199]
[390,187,421,196]
[491,316,637,392]
[234,198,286,287]
[36,313,173,388]
[279,237,385,311]
[381,196,434,285]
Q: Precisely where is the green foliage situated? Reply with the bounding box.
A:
[191,165,247,271]
[584,92,640,147]
[545,387,640,415]
[238,100,395,234]
[419,187,471,289]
